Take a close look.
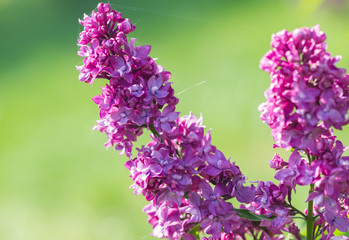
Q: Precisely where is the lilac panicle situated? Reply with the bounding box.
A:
[78,5,265,239]
[259,25,349,152]
[77,3,179,157]
[261,25,349,238]
[125,113,261,239]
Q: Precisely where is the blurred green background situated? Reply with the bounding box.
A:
[1,0,349,239]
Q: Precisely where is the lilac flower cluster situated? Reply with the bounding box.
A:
[260,26,349,238]
[76,4,262,239]
[77,3,178,157]
[126,113,259,239]
[78,3,349,240]
[259,25,349,152]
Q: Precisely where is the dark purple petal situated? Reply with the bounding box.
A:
[200,182,213,199]
[274,168,295,181]
[137,45,151,58]
[205,221,221,239]
[235,186,255,203]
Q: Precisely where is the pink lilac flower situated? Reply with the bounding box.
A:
[125,112,262,239]
[259,25,349,152]
[77,3,179,157]
[269,153,288,170]
[261,25,349,239]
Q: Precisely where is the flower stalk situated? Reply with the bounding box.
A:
[307,183,315,240]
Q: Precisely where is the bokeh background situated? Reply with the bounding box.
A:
[1,0,349,239]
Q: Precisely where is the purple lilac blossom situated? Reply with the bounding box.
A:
[261,25,349,239]
[77,3,179,157]
[125,113,261,239]
[259,25,349,152]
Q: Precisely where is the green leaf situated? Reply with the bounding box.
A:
[188,224,201,237]
[233,208,275,222]
[183,191,189,199]
[343,231,349,237]
[180,224,201,240]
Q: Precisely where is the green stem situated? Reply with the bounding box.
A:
[149,123,164,143]
[248,227,257,240]
[284,203,307,220]
[306,153,316,240]
[307,183,315,240]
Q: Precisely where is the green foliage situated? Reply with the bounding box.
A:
[233,208,275,222]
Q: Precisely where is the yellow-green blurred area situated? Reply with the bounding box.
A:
[1,0,349,239]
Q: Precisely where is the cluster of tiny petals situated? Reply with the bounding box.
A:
[305,137,349,237]
[223,180,305,240]
[266,107,349,237]
[260,25,349,238]
[77,3,179,157]
[259,25,349,152]
[126,113,302,239]
[77,3,135,84]
[125,113,258,239]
